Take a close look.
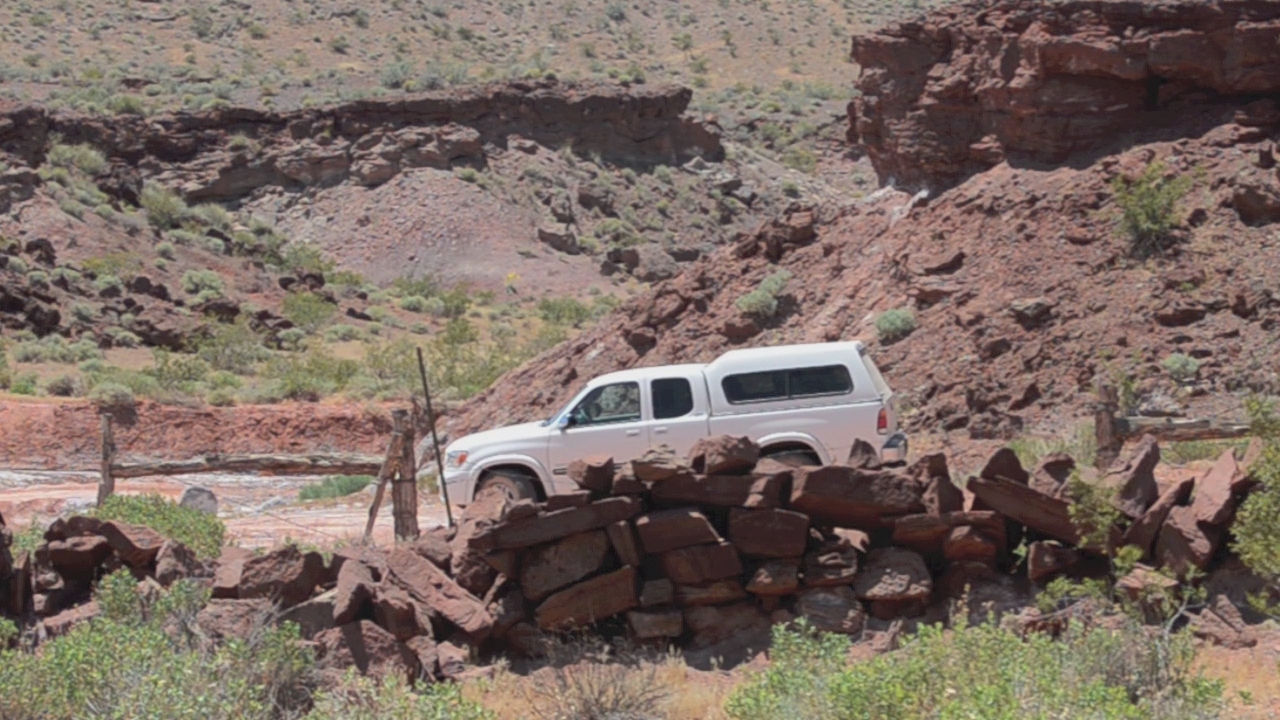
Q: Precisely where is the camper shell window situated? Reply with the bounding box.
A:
[721,364,853,404]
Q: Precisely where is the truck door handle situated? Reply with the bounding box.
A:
[653,427,668,434]
[625,429,640,437]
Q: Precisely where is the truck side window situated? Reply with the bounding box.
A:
[789,365,853,397]
[571,382,641,426]
[722,365,853,404]
[652,378,694,419]
[722,370,787,403]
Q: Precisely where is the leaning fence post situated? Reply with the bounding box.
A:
[392,410,420,541]
[96,413,116,507]
[417,347,454,529]
[1095,383,1122,470]
[364,410,406,541]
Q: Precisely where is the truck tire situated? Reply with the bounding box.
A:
[478,469,539,502]
[765,449,821,468]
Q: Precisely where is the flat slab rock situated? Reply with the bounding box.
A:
[635,508,720,554]
[490,497,642,550]
[790,465,925,528]
[534,565,638,631]
[386,547,494,638]
[519,530,610,602]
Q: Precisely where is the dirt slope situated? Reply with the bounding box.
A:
[448,0,1280,452]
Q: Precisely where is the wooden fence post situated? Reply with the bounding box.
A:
[96,413,116,507]
[1094,383,1122,470]
[392,409,420,541]
[364,411,407,541]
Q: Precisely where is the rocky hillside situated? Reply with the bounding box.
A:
[449,0,1280,451]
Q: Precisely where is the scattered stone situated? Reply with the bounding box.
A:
[1101,435,1160,518]
[1027,541,1082,583]
[629,609,684,639]
[546,491,594,511]
[520,530,610,602]
[406,635,441,681]
[568,455,615,493]
[99,521,165,569]
[41,600,99,637]
[746,559,800,596]
[1190,595,1257,649]
[452,488,513,598]
[386,547,494,638]
[409,532,452,571]
[967,475,1079,544]
[1190,448,1246,526]
[639,578,674,607]
[155,540,202,586]
[333,558,378,625]
[373,585,427,641]
[1030,454,1075,500]
[437,638,473,680]
[1156,506,1222,574]
[488,589,526,639]
[606,520,643,567]
[675,579,748,606]
[45,535,112,578]
[535,566,638,631]
[279,588,337,639]
[892,511,1005,555]
[803,532,861,587]
[314,621,419,681]
[1124,477,1195,557]
[688,435,759,475]
[661,541,743,585]
[237,545,326,609]
[853,548,931,603]
[212,546,254,599]
[727,508,809,558]
[179,486,219,515]
[197,598,274,641]
[790,465,926,528]
[635,508,720,554]
[631,446,690,482]
[979,448,1029,485]
[943,525,999,565]
[797,586,865,634]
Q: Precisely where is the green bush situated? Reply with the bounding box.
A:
[283,292,337,333]
[198,320,268,374]
[875,307,917,344]
[93,274,125,295]
[1161,353,1200,384]
[0,340,9,389]
[181,269,225,298]
[10,372,38,395]
[726,620,1223,720]
[400,295,429,313]
[95,493,225,559]
[323,324,362,342]
[44,373,83,397]
[263,349,359,401]
[12,335,102,364]
[140,182,190,230]
[538,296,594,327]
[88,380,136,411]
[1112,161,1192,257]
[299,474,373,501]
[307,674,493,720]
[149,350,211,392]
[46,140,107,176]
[192,203,233,232]
[735,270,793,319]
[1232,398,1280,586]
[0,571,311,720]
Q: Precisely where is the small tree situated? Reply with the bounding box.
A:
[1111,161,1192,257]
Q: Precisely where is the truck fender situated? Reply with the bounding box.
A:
[472,454,554,499]
[755,432,833,465]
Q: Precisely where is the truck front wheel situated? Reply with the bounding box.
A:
[477,469,539,502]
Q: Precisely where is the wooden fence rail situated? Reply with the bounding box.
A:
[1095,383,1253,468]
[110,453,384,479]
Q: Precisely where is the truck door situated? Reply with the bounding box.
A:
[645,375,709,457]
[546,381,652,476]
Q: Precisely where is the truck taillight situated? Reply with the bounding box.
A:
[877,407,889,434]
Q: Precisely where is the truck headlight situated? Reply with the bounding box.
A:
[445,450,468,469]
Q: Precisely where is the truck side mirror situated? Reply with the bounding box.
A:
[556,414,575,430]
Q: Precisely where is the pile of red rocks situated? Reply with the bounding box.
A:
[2,433,1268,676]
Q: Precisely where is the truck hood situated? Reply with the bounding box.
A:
[447,421,548,455]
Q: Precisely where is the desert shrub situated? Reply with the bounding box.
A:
[307,674,492,720]
[278,327,308,351]
[0,341,9,389]
[205,387,236,406]
[1161,353,1200,384]
[1163,439,1249,466]
[6,256,28,274]
[456,167,479,183]
[875,307,917,344]
[283,292,337,333]
[44,373,83,397]
[47,140,107,176]
[96,493,225,558]
[70,302,96,323]
[380,60,415,89]
[93,273,125,295]
[263,349,359,401]
[735,270,792,319]
[9,372,38,395]
[1232,398,1280,589]
[51,266,82,285]
[155,241,176,260]
[104,326,141,348]
[0,571,310,720]
[198,319,268,374]
[59,197,85,219]
[298,474,373,501]
[438,287,472,319]
[399,295,429,313]
[108,93,146,116]
[192,203,233,232]
[140,182,190,230]
[537,297,593,327]
[725,620,1223,720]
[524,638,669,720]
[150,349,211,392]
[12,335,102,364]
[87,380,137,412]
[25,269,49,288]
[181,269,225,301]
[1112,161,1192,257]
[323,324,362,342]
[359,338,417,398]
[1008,422,1098,469]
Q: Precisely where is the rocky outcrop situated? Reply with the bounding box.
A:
[0,80,722,203]
[850,0,1280,189]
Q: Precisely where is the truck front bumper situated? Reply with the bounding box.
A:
[881,432,909,464]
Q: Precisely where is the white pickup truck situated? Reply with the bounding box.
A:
[438,341,907,503]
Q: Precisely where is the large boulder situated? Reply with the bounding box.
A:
[797,586,866,634]
[1101,435,1161,519]
[178,486,218,515]
[45,535,112,580]
[688,435,759,475]
[451,488,513,598]
[628,609,684,639]
[1190,448,1248,526]
[790,465,926,528]
[333,558,379,626]
[487,497,642,550]
[1029,454,1076,500]
[1155,506,1223,575]
[237,545,326,609]
[683,602,768,649]
[967,475,1079,544]
[279,589,338,639]
[661,541,743,585]
[631,446,690,482]
[635,508,720,554]
[314,621,420,681]
[212,546,255,599]
[727,508,809,558]
[155,540,204,587]
[197,598,274,641]
[803,530,862,587]
[746,559,800,596]
[519,530,610,602]
[853,548,931,606]
[534,566,638,631]
[1026,541,1082,583]
[1123,477,1195,558]
[567,455,615,493]
[99,521,165,569]
[386,547,493,638]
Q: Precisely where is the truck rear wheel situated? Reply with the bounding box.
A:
[765,450,822,468]
[478,470,539,502]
